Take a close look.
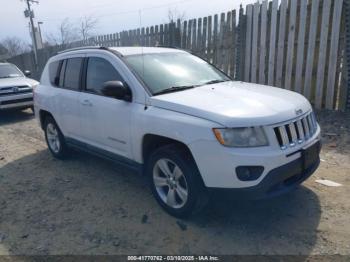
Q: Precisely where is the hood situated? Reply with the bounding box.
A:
[0,77,39,89]
[149,81,312,127]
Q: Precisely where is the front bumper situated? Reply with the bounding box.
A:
[189,124,321,189]
[0,94,33,110]
[208,142,321,199]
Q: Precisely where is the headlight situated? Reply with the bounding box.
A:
[213,127,269,147]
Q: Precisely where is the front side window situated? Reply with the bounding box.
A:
[125,52,230,95]
[86,57,123,95]
[0,64,23,78]
[63,58,83,90]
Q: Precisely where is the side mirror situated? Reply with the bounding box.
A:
[24,70,31,77]
[101,81,132,102]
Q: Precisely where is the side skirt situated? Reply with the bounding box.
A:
[65,137,143,174]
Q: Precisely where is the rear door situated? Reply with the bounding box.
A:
[79,54,133,158]
[55,55,84,139]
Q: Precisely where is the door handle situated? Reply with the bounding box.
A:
[81,99,93,107]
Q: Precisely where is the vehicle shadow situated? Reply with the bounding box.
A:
[0,109,34,126]
[190,187,320,255]
[0,149,321,255]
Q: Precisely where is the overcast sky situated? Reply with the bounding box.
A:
[0,0,257,44]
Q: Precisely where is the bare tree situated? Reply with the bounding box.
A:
[78,15,98,41]
[44,33,59,46]
[167,7,186,24]
[0,44,7,55]
[59,18,79,44]
[0,37,30,57]
[45,18,79,46]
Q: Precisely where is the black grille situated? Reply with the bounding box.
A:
[274,112,318,149]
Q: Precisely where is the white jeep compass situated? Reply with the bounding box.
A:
[34,46,321,217]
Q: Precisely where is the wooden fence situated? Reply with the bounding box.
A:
[343,0,350,110]
[9,0,348,110]
[243,0,345,110]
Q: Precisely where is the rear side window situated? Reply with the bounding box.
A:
[62,58,83,90]
[86,57,123,95]
[48,61,61,86]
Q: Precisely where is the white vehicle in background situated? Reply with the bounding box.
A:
[0,62,38,111]
[34,46,321,217]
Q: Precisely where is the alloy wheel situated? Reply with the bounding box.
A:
[46,123,61,153]
[153,158,189,209]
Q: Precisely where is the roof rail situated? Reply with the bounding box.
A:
[57,46,108,54]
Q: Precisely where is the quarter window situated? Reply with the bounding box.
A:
[58,60,66,87]
[63,58,83,90]
[49,61,61,86]
[86,57,123,95]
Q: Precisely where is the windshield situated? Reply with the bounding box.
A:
[0,64,24,78]
[125,52,230,95]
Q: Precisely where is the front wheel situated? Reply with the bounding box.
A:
[44,116,68,159]
[146,145,208,218]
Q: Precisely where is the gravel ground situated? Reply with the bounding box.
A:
[0,109,349,255]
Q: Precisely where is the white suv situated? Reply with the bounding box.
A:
[35,47,321,217]
[0,62,38,111]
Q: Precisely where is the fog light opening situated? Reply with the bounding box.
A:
[236,166,264,181]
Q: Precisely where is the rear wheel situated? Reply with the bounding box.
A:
[44,116,68,159]
[146,144,208,218]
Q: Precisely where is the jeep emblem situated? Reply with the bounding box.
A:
[295,109,303,116]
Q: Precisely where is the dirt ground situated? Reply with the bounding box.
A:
[0,109,349,256]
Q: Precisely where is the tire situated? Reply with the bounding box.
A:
[44,116,68,159]
[146,144,208,218]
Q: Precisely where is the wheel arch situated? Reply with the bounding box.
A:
[39,110,54,130]
[143,133,208,217]
[142,134,193,164]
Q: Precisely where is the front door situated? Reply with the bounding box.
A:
[79,55,132,159]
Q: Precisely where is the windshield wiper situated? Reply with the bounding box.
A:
[202,79,229,85]
[153,79,230,95]
[153,85,197,95]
